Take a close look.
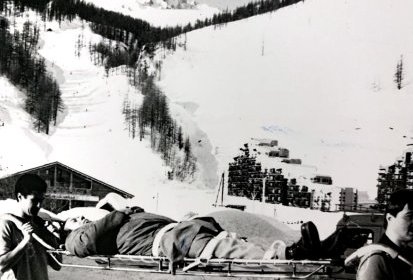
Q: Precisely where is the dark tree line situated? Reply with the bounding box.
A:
[3,0,304,67]
[48,0,184,54]
[0,0,49,15]
[50,0,303,62]
[90,39,197,180]
[0,19,62,133]
[89,41,130,71]
[123,75,196,181]
[0,0,303,178]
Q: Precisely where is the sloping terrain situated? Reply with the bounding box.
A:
[83,0,219,27]
[157,0,413,198]
[1,0,412,222]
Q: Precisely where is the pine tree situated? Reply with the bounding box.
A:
[177,126,184,149]
[184,137,191,161]
[394,55,404,90]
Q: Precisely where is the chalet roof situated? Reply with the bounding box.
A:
[0,161,134,198]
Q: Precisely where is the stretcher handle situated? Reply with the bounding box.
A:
[1,213,56,250]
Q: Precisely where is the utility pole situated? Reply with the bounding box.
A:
[213,172,225,207]
[262,177,266,203]
[155,192,159,212]
[221,173,224,206]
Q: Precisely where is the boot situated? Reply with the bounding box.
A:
[285,221,321,260]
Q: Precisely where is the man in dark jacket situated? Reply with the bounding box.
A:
[356,189,413,280]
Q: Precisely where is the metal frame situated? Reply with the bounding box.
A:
[48,250,351,279]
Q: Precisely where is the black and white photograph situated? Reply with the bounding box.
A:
[0,0,412,279]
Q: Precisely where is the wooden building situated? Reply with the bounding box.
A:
[0,162,133,212]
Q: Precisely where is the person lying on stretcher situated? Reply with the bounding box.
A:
[62,206,371,264]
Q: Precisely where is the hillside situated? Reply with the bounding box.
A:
[0,13,200,218]
[0,0,412,223]
[157,0,413,199]
[82,0,219,27]
[196,0,256,10]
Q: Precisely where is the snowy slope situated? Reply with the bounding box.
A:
[0,15,218,219]
[1,0,413,230]
[195,0,255,10]
[84,0,219,27]
[158,0,413,199]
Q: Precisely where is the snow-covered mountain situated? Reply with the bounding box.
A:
[0,12,218,220]
[1,0,413,224]
[157,0,413,200]
[83,0,219,27]
[195,0,255,10]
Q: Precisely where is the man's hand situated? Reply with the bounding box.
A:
[20,222,34,243]
[44,221,62,238]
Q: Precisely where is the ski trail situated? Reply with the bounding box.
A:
[56,68,110,131]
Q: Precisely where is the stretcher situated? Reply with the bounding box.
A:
[47,249,355,279]
[1,213,356,279]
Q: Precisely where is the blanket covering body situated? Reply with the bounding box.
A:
[65,211,224,263]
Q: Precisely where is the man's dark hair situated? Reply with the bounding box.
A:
[14,174,47,199]
[383,189,413,229]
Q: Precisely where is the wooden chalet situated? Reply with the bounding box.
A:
[0,161,134,212]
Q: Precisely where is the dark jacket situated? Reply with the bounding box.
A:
[65,211,127,257]
[356,234,413,280]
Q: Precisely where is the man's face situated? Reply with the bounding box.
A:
[64,216,90,231]
[17,191,45,217]
[387,204,413,244]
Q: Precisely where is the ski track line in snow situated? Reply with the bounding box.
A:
[57,69,108,126]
